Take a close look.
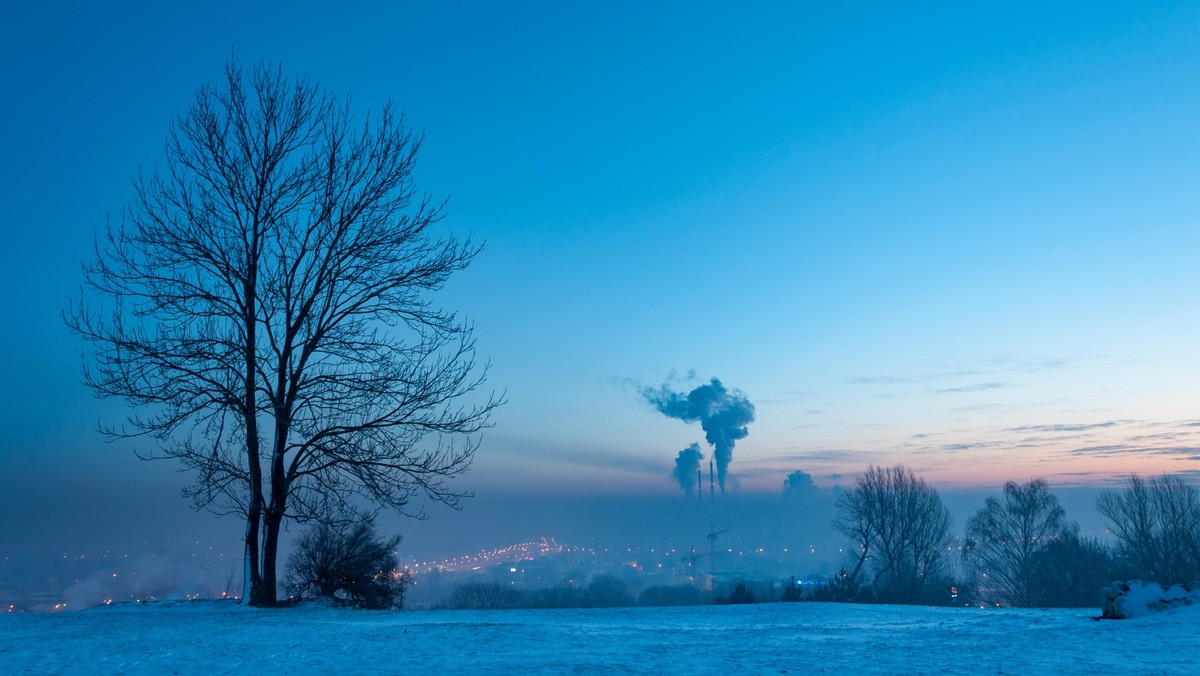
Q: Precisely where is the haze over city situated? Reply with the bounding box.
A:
[2,0,1198,606]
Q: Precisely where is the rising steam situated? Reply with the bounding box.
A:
[783,470,816,499]
[644,377,755,493]
[672,443,704,497]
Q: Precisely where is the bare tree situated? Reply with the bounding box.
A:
[833,465,953,603]
[1097,474,1200,585]
[66,58,500,606]
[962,478,1073,607]
[1028,531,1116,608]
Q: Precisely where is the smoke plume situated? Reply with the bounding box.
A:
[783,470,816,499]
[644,377,755,493]
[672,443,704,497]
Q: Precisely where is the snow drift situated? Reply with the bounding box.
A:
[1102,580,1200,619]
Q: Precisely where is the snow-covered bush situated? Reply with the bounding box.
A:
[1101,581,1200,619]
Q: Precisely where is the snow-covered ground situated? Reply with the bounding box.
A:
[2,600,1198,674]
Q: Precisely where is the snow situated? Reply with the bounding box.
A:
[3,600,1199,674]
[1107,581,1200,619]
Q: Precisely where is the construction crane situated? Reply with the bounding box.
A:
[682,546,699,576]
[706,524,728,576]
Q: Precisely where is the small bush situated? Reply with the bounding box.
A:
[285,518,408,609]
[716,582,756,605]
[808,569,867,603]
[781,576,804,602]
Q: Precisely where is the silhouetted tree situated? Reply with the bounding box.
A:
[1028,532,1117,608]
[963,479,1074,607]
[1097,474,1200,585]
[834,465,953,604]
[716,582,756,605]
[66,58,500,606]
[781,576,804,602]
[285,517,408,609]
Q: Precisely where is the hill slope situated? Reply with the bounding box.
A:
[2,600,1197,674]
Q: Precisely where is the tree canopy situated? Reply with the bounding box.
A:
[67,58,499,606]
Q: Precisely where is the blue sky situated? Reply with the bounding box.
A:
[2,0,1198,546]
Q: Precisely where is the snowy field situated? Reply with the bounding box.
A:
[2,600,1198,674]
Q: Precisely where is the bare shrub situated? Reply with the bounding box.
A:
[286,518,408,609]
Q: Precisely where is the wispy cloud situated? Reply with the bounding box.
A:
[500,442,668,476]
[774,449,881,463]
[1006,421,1121,433]
[1070,444,1200,458]
[849,370,978,385]
[935,382,1008,394]
[941,441,1004,452]
[951,403,1008,414]
[1127,432,1190,443]
[1042,470,1134,486]
[978,356,1079,373]
[849,355,1085,389]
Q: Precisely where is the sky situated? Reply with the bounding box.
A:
[1,1,1199,562]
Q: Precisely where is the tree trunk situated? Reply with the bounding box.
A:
[258,417,291,607]
[245,511,271,605]
[243,509,263,604]
[261,507,285,606]
[242,263,268,606]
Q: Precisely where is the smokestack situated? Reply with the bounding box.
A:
[709,457,715,500]
[642,377,756,493]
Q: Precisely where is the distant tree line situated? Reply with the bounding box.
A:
[827,465,1200,608]
[434,575,805,610]
[437,576,735,610]
[299,468,1200,613]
